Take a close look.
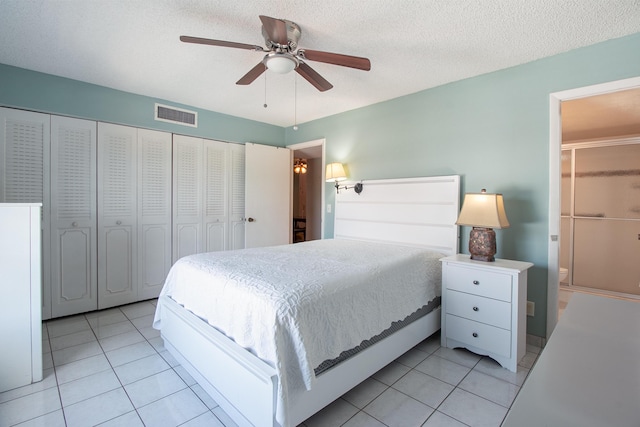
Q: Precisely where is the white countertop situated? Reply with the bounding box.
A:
[503,293,640,427]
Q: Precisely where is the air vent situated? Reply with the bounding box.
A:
[155,103,198,127]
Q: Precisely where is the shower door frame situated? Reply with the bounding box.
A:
[561,138,640,295]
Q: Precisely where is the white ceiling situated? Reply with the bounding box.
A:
[1,1,640,128]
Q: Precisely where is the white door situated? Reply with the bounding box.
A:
[0,108,52,320]
[50,116,97,317]
[97,123,137,309]
[137,129,172,300]
[245,143,291,248]
[203,139,229,252]
[229,143,246,250]
[172,135,203,262]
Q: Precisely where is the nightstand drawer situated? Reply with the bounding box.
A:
[446,264,512,302]
[445,314,511,358]
[445,289,511,329]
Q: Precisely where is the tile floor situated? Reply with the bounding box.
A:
[0,300,542,427]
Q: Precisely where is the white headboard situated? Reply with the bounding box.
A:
[334,175,460,256]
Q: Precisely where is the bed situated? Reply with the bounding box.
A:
[153,175,460,427]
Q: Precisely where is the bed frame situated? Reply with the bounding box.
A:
[158,175,460,427]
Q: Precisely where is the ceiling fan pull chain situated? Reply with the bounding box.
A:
[263,72,268,108]
[293,73,298,130]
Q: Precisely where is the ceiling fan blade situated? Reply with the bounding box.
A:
[259,15,288,46]
[299,49,371,71]
[236,62,267,85]
[180,35,263,51]
[296,62,333,92]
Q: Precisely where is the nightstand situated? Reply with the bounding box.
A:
[440,254,533,372]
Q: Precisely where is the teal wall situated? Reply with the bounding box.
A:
[285,32,640,337]
[1,32,638,337]
[0,63,285,145]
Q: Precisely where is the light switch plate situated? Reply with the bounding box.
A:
[527,301,535,317]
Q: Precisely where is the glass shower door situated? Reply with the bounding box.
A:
[572,143,640,296]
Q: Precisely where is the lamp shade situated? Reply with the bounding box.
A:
[456,191,510,229]
[325,162,347,182]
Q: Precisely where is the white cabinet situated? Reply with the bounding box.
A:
[0,204,43,392]
[98,123,172,308]
[50,116,98,318]
[172,134,245,262]
[440,254,533,372]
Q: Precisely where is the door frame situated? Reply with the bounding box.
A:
[547,76,640,338]
[287,138,326,239]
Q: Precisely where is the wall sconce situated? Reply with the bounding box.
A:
[325,162,363,194]
[456,189,510,262]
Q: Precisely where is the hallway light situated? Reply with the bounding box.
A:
[456,189,510,262]
[293,158,307,174]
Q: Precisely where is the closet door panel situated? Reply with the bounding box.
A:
[173,135,203,262]
[204,140,228,252]
[0,108,52,319]
[97,123,137,309]
[50,116,97,317]
[229,144,246,250]
[137,129,172,300]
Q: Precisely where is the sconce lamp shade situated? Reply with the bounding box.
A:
[325,162,347,182]
[456,191,510,229]
[456,190,510,262]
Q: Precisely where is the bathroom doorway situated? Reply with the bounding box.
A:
[548,78,640,336]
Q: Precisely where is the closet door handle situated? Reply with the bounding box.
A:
[473,306,479,312]
[116,220,122,225]
[247,217,255,222]
[72,222,78,227]
[472,332,478,338]
[473,280,479,285]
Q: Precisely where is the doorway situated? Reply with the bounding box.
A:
[548,77,640,337]
[288,139,325,242]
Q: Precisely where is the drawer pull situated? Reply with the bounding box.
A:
[473,280,480,285]
[472,332,478,338]
[473,306,479,312]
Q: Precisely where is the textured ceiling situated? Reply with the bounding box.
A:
[1,1,640,127]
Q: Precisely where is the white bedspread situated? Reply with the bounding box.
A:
[153,239,442,423]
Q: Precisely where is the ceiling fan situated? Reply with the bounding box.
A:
[180,15,371,92]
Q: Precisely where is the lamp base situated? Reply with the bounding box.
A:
[469,227,496,262]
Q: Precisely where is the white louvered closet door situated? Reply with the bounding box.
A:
[229,143,246,250]
[172,134,203,262]
[97,123,137,309]
[50,116,97,317]
[137,129,172,300]
[203,139,228,252]
[0,108,52,319]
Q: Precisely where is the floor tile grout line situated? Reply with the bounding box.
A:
[23,300,541,427]
[48,302,189,427]
[109,302,221,425]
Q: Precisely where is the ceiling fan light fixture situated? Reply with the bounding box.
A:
[264,52,298,74]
